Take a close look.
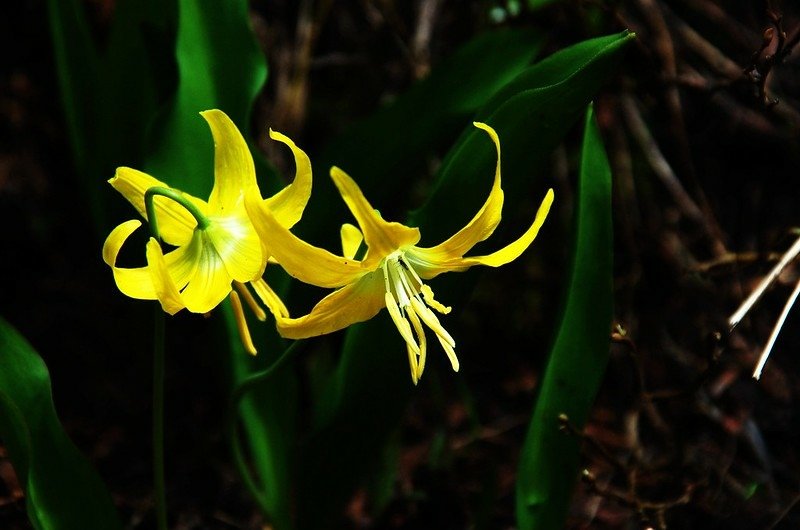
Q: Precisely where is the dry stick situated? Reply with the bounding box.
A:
[674,0,760,51]
[753,274,800,379]
[728,233,800,330]
[662,2,742,80]
[765,490,800,530]
[410,0,441,79]
[620,95,706,227]
[636,0,725,257]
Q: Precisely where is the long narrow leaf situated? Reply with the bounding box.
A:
[515,105,614,529]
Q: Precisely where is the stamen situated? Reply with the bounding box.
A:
[233,281,267,321]
[421,284,451,314]
[229,291,257,355]
[387,260,411,307]
[384,292,420,355]
[406,305,427,379]
[439,338,460,372]
[410,297,456,347]
[406,343,419,385]
[251,278,289,319]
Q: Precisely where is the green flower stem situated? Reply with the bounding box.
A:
[143,186,198,530]
[144,186,211,235]
[152,309,168,530]
[228,340,305,517]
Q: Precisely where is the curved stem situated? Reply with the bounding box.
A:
[227,340,305,516]
[144,186,211,236]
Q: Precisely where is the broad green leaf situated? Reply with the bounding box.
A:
[298,28,544,245]
[296,32,632,528]
[144,0,272,198]
[0,317,121,530]
[515,105,613,529]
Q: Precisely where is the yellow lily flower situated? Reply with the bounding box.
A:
[245,122,554,383]
[102,109,312,354]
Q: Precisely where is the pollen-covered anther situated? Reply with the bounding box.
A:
[381,253,459,380]
[229,290,257,356]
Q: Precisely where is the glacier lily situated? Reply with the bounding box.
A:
[246,122,553,383]
[102,109,311,354]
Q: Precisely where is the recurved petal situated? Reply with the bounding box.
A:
[203,109,258,214]
[410,188,554,278]
[330,166,420,264]
[110,167,207,246]
[340,223,363,260]
[415,122,504,260]
[145,238,186,315]
[245,193,365,288]
[261,129,313,229]
[205,213,264,282]
[179,231,236,314]
[276,271,385,339]
[103,220,157,299]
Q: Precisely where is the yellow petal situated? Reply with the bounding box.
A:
[262,129,313,229]
[250,277,290,319]
[245,193,365,288]
[178,231,235,314]
[413,122,504,260]
[203,109,258,214]
[340,223,363,260]
[145,238,186,315]
[103,220,157,299]
[205,213,263,282]
[109,167,207,246]
[276,271,385,339]
[329,166,420,266]
[410,188,554,277]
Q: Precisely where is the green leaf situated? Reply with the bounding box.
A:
[47,0,176,233]
[295,32,632,528]
[144,0,271,199]
[527,0,560,10]
[0,317,121,530]
[515,105,614,529]
[298,28,544,245]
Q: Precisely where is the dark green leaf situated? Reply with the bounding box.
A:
[515,105,614,530]
[0,317,121,530]
[298,28,544,245]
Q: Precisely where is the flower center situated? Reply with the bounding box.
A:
[381,251,459,384]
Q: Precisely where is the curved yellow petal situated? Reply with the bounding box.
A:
[262,129,313,229]
[245,193,365,288]
[109,167,207,246]
[145,238,186,315]
[178,230,235,314]
[205,213,263,283]
[409,188,554,278]
[340,223,363,260]
[329,166,420,265]
[203,109,258,214]
[415,122,504,259]
[102,219,157,299]
[276,271,385,339]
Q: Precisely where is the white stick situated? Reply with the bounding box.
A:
[753,275,800,379]
[729,234,800,330]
